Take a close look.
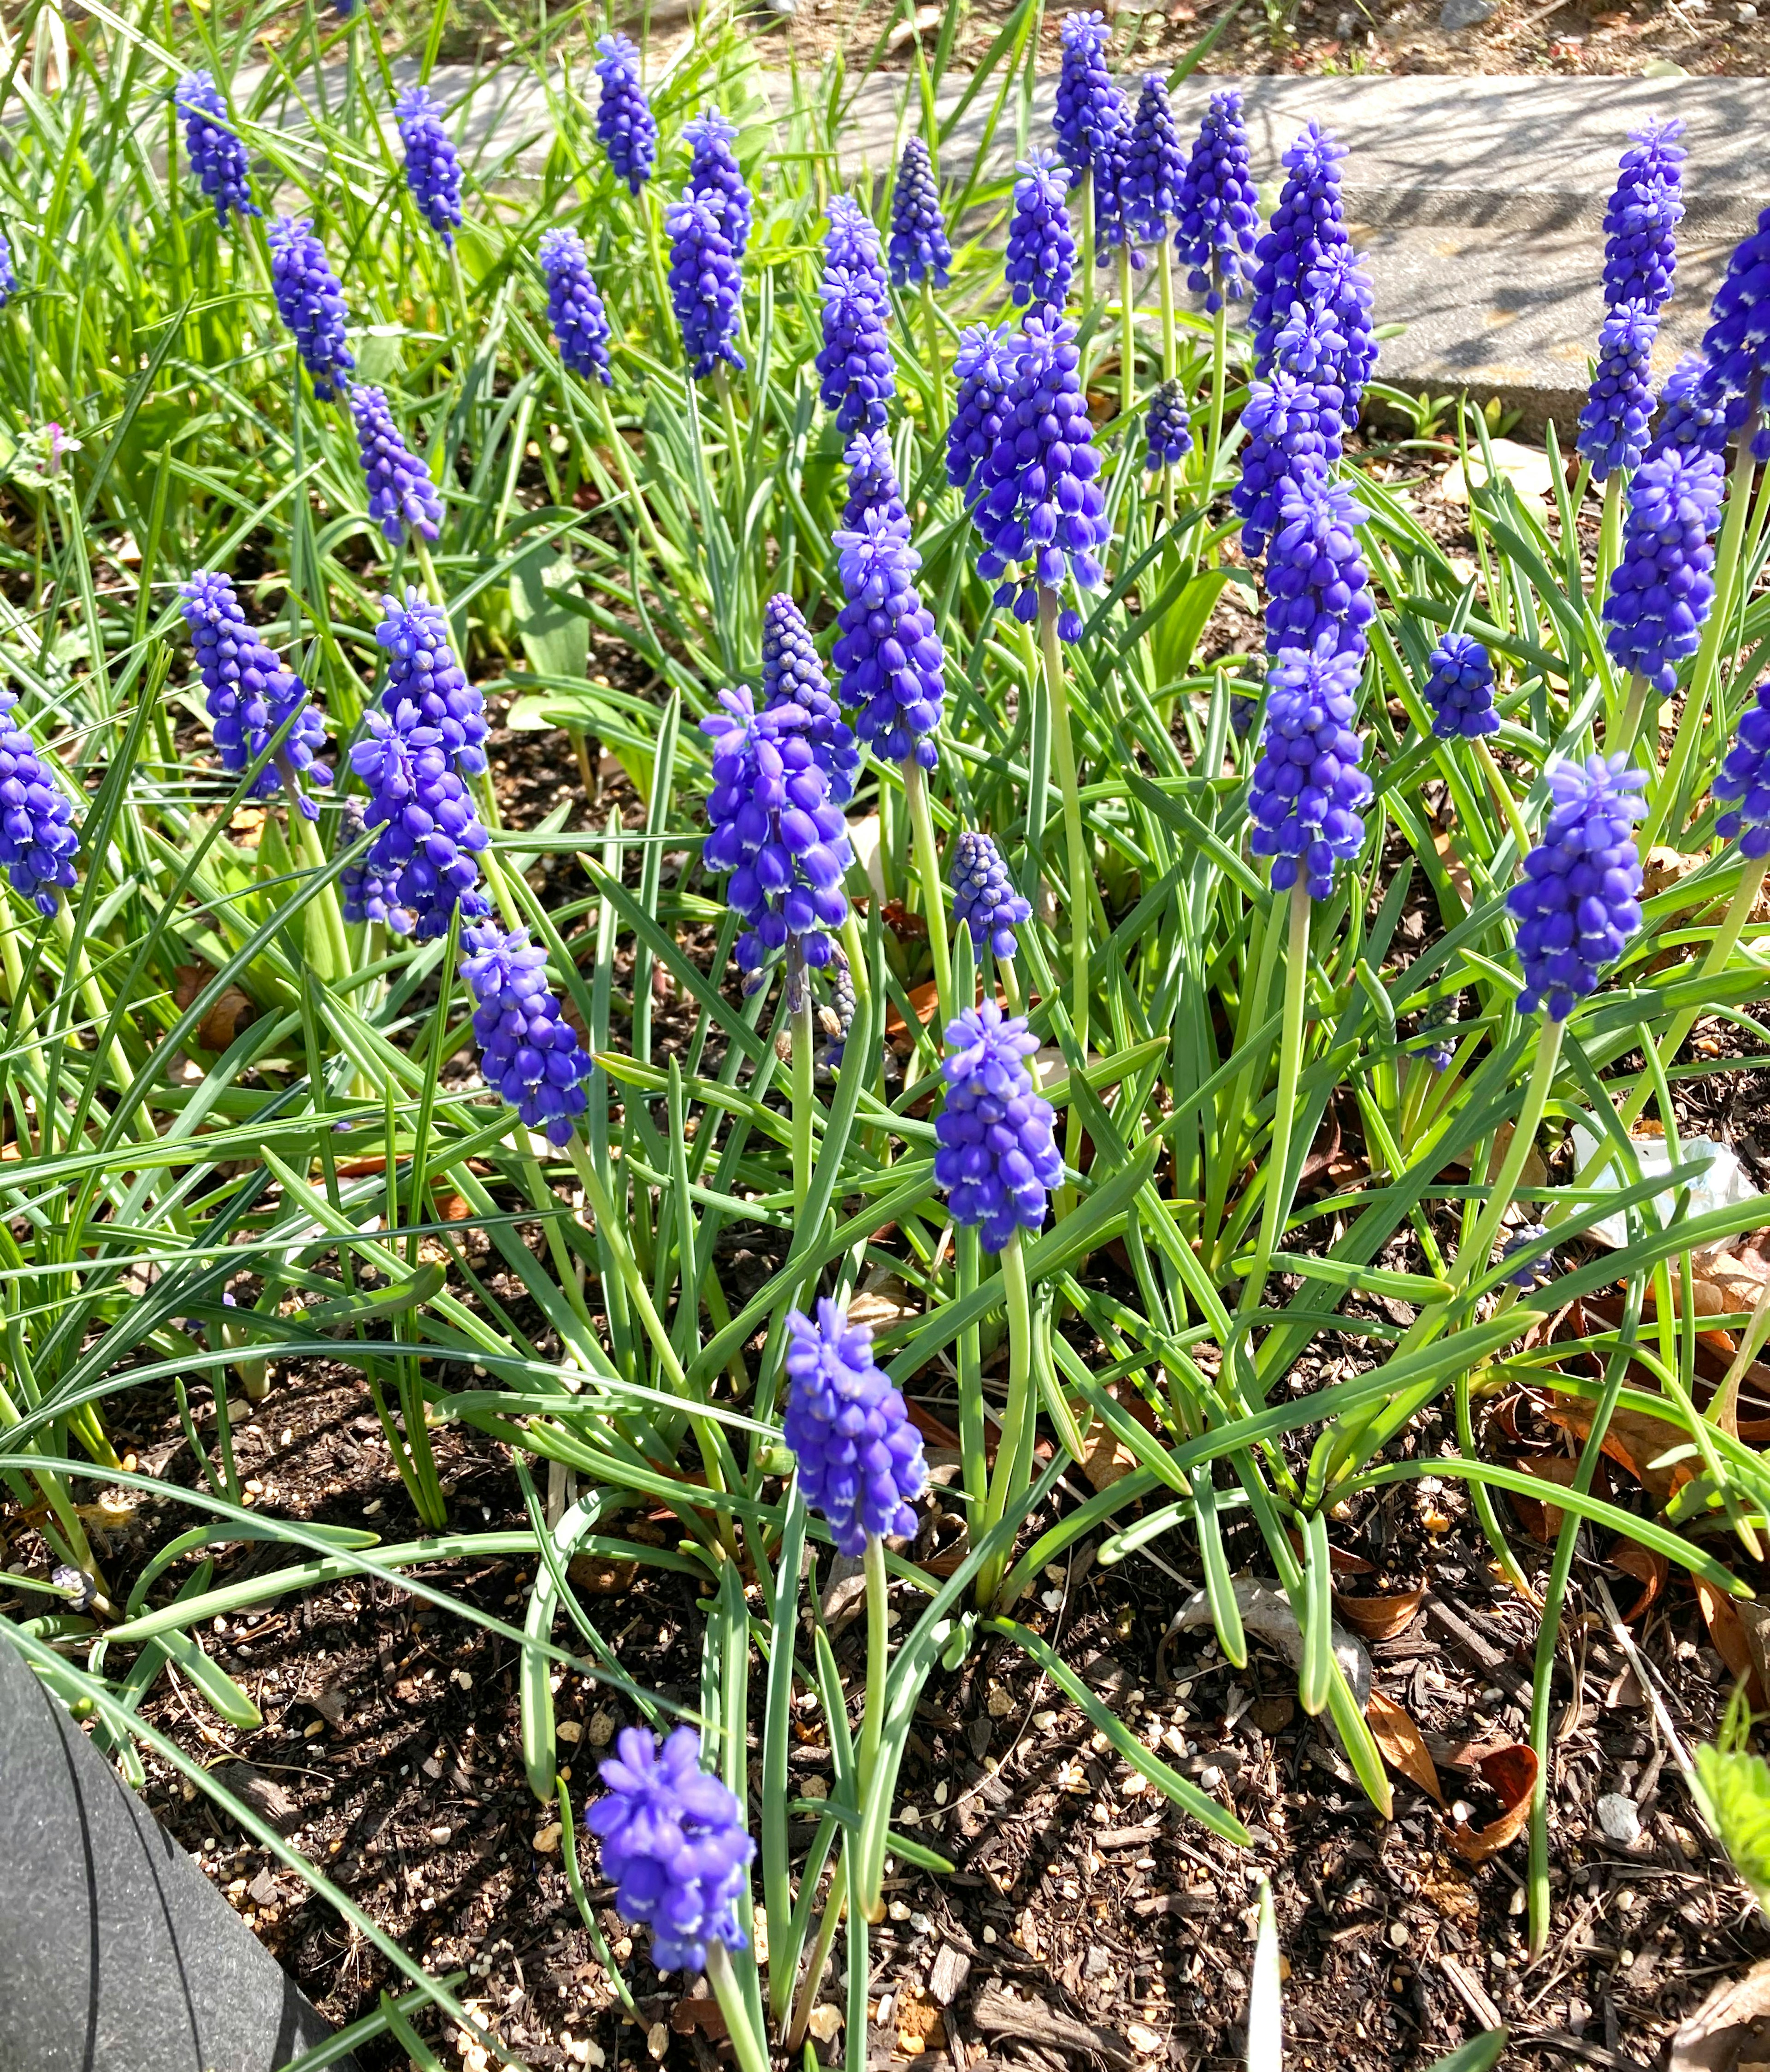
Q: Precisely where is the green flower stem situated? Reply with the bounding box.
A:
[791,988,816,1210]
[288,799,349,983]
[976,1229,1034,1607]
[1613,671,1652,760]
[784,1877,846,2048]
[1237,880,1311,1329]
[904,753,954,1037]
[713,363,747,490]
[997,954,1024,1017]
[706,1943,773,2072]
[857,1531,889,1800]
[1157,242,1176,384]
[920,275,947,430]
[1596,469,1624,607]
[1198,292,1231,566]
[1458,1014,1564,1294]
[1474,737,1531,864]
[592,384,675,577]
[1038,585,1091,1190]
[1118,246,1136,425]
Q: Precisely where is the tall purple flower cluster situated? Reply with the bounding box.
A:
[1655,353,1731,454]
[350,386,442,546]
[934,1000,1064,1252]
[1249,124,1352,376]
[1145,380,1193,468]
[176,71,259,226]
[1261,459,1375,658]
[1174,88,1259,312]
[1714,676,1770,858]
[1233,368,1341,558]
[1053,12,1120,179]
[831,512,946,767]
[1692,206,1770,457]
[1005,155,1076,319]
[890,138,952,289]
[946,325,1013,494]
[0,693,78,917]
[684,109,751,258]
[1509,755,1646,1020]
[459,921,593,1144]
[817,264,895,434]
[538,227,613,384]
[842,428,907,531]
[1603,443,1724,691]
[666,189,744,381]
[1422,631,1499,740]
[377,590,488,776]
[1122,75,1184,247]
[760,593,858,805]
[395,86,462,246]
[783,1299,926,1553]
[594,33,656,196]
[348,706,491,940]
[1579,302,1658,482]
[179,571,332,813]
[950,830,1031,959]
[825,195,888,301]
[1603,118,1684,316]
[267,216,354,401]
[1248,636,1370,898]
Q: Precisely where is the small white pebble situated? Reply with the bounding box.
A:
[1388,1921,1409,1948]
[982,1925,997,1945]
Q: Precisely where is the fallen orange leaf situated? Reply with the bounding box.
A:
[1334,1585,1425,1642]
[1367,1688,1443,1805]
[1446,1744,1538,1864]
[1611,1540,1668,1624]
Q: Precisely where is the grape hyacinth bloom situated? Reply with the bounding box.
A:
[395,86,462,247]
[783,1298,926,1553]
[890,137,951,289]
[539,227,613,384]
[1089,104,1135,267]
[337,799,407,930]
[1053,11,1120,179]
[1248,635,1371,899]
[842,429,907,532]
[459,921,594,1144]
[832,511,947,769]
[934,1000,1065,1252]
[1174,88,1260,312]
[1712,676,1770,857]
[267,216,354,401]
[1420,995,1459,1074]
[1122,75,1184,247]
[1250,123,1352,375]
[1578,303,1658,483]
[0,693,78,917]
[950,830,1032,959]
[700,687,853,981]
[1145,380,1193,468]
[0,226,15,309]
[1509,754,1647,1020]
[1499,1223,1557,1291]
[176,71,259,226]
[594,33,656,196]
[1604,443,1724,691]
[1262,457,1375,660]
[1422,631,1499,739]
[1233,368,1340,559]
[179,571,332,812]
[760,593,859,806]
[585,1728,753,1975]
[1301,245,1379,412]
[684,109,751,258]
[350,705,491,940]
[1603,118,1685,316]
[665,189,744,381]
[825,195,889,303]
[945,324,1013,495]
[1692,207,1770,457]
[350,386,442,547]
[378,589,488,776]
[820,946,856,1068]
[1656,352,1730,455]
[817,264,896,434]
[1005,154,1076,319]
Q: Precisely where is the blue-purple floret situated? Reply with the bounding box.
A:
[1174,88,1259,311]
[935,1001,1065,1251]
[1603,443,1723,692]
[816,263,896,434]
[0,692,77,917]
[538,227,613,384]
[586,1729,753,1976]
[1298,246,1378,411]
[1422,632,1499,740]
[890,137,952,289]
[1144,380,1193,468]
[459,921,593,1144]
[1713,675,1770,858]
[1499,1223,1556,1291]
[1248,636,1370,899]
[1603,118,1684,316]
[1692,204,1770,459]
[947,325,1014,494]
[843,429,907,531]
[1053,11,1119,178]
[760,593,859,806]
[337,798,406,931]
[684,108,751,258]
[832,512,947,768]
[0,225,14,308]
[1250,123,1351,376]
[395,86,462,246]
[1261,457,1375,659]
[377,589,488,777]
[267,216,354,401]
[594,33,656,196]
[350,386,442,547]
[783,1298,926,1553]
[665,189,745,381]
[1233,370,1339,559]
[176,71,259,226]
[1578,302,1658,483]
[1122,74,1184,247]
[1005,154,1076,319]
[1655,352,1732,455]
[1509,754,1646,1020]
[825,195,887,298]
[950,830,1031,959]
[179,570,332,815]
[349,704,491,940]
[1088,105,1135,266]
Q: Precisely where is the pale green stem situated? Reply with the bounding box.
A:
[593,384,673,574]
[1156,241,1176,383]
[1237,880,1311,1328]
[1474,737,1530,863]
[705,1944,772,2072]
[784,1878,846,2047]
[287,796,349,983]
[791,988,815,1210]
[713,363,746,487]
[904,755,954,1038]
[413,534,447,610]
[1613,671,1652,761]
[920,274,946,431]
[1596,470,1624,610]
[1118,245,1135,425]
[1460,1015,1566,1294]
[1038,586,1090,1190]
[977,1231,1034,1608]
[858,1532,889,1799]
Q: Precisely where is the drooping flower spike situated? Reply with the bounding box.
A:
[1422,631,1499,740]
[1122,74,1184,248]
[760,593,859,805]
[1144,380,1194,469]
[594,33,656,196]
[179,570,332,814]
[1004,154,1076,319]
[934,1000,1065,1252]
[538,227,613,385]
[666,189,745,382]
[950,830,1032,960]
[889,137,952,289]
[1250,123,1352,376]
[459,921,594,1145]
[946,325,1014,496]
[377,589,488,776]
[1511,755,1647,1024]
[1603,443,1724,692]
[1603,118,1685,317]
[842,428,907,532]
[784,1298,926,1554]
[176,71,259,226]
[1712,676,1770,858]
[0,692,78,917]
[1577,302,1658,483]
[586,1728,753,1976]
[684,108,751,258]
[831,511,947,769]
[1261,456,1375,660]
[1174,87,1260,312]
[816,264,896,434]
[395,85,463,247]
[349,704,492,940]
[349,386,442,547]
[266,216,354,401]
[1247,635,1371,900]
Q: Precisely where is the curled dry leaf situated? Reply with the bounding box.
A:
[1506,1453,1587,1541]
[173,961,257,1052]
[1695,1575,1765,1707]
[1334,1585,1425,1642]
[1544,1398,1687,1510]
[1446,1744,1539,1864]
[1366,1688,1443,1805]
[1670,1955,1770,2072]
[1611,1539,1669,1623]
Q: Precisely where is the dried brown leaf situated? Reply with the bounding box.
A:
[1611,1539,1669,1623]
[1446,1743,1538,1864]
[1334,1585,1425,1642]
[1367,1687,1443,1805]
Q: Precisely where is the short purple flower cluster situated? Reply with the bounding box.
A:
[348,704,491,940]
[890,137,951,289]
[0,692,78,917]
[666,189,745,381]
[1261,459,1375,658]
[349,385,442,546]
[539,227,613,384]
[378,590,488,775]
[684,109,751,257]
[783,1298,926,1553]
[1578,302,1657,483]
[1422,631,1498,740]
[177,71,259,226]
[1122,75,1184,247]
[946,325,1013,492]
[831,511,947,768]
[395,86,462,246]
[1174,88,1259,311]
[934,1001,1064,1252]
[1005,155,1076,319]
[1053,12,1120,180]
[1604,443,1724,691]
[267,216,354,401]
[760,592,859,805]
[594,33,656,196]
[816,263,895,434]
[1499,1223,1557,1292]
[1509,754,1646,1021]
[1713,676,1770,858]
[458,921,594,1145]
[179,571,332,814]
[1248,636,1371,899]
[1692,204,1770,457]
[1144,380,1193,469]
[950,830,1031,959]
[842,428,907,531]
[1250,123,1352,377]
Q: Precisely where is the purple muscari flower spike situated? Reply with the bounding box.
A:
[337,798,407,930]
[1248,635,1370,899]
[1089,104,1135,267]
[1712,676,1770,857]
[842,428,907,531]
[1175,88,1259,313]
[1655,352,1730,455]
[825,195,888,303]
[1603,443,1724,692]
[684,109,751,259]
[1262,456,1375,659]
[350,385,442,547]
[1250,124,1351,376]
[890,138,951,289]
[966,313,1110,639]
[700,687,853,981]
[1578,302,1658,483]
[377,588,488,777]
[832,513,946,769]
[784,1298,926,1553]
[1422,631,1499,740]
[1419,996,1459,1074]
[1054,12,1119,178]
[349,704,491,940]
[1509,754,1646,1020]
[594,33,656,197]
[1144,380,1193,469]
[665,189,745,382]
[585,1728,753,1976]
[820,946,856,1068]
[1233,370,1339,559]
[950,830,1031,959]
[267,216,354,401]
[539,227,613,384]
[1693,207,1770,459]
[1122,75,1185,247]
[760,593,859,806]
[0,692,77,917]
[817,263,896,435]
[1301,245,1379,410]
[176,71,259,227]
[179,571,333,814]
[0,226,14,307]
[1499,1223,1556,1291]
[934,999,1064,1252]
[459,921,594,1144]
[1005,153,1076,319]
[1603,118,1684,316]
[946,324,1014,494]
[395,86,463,247]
